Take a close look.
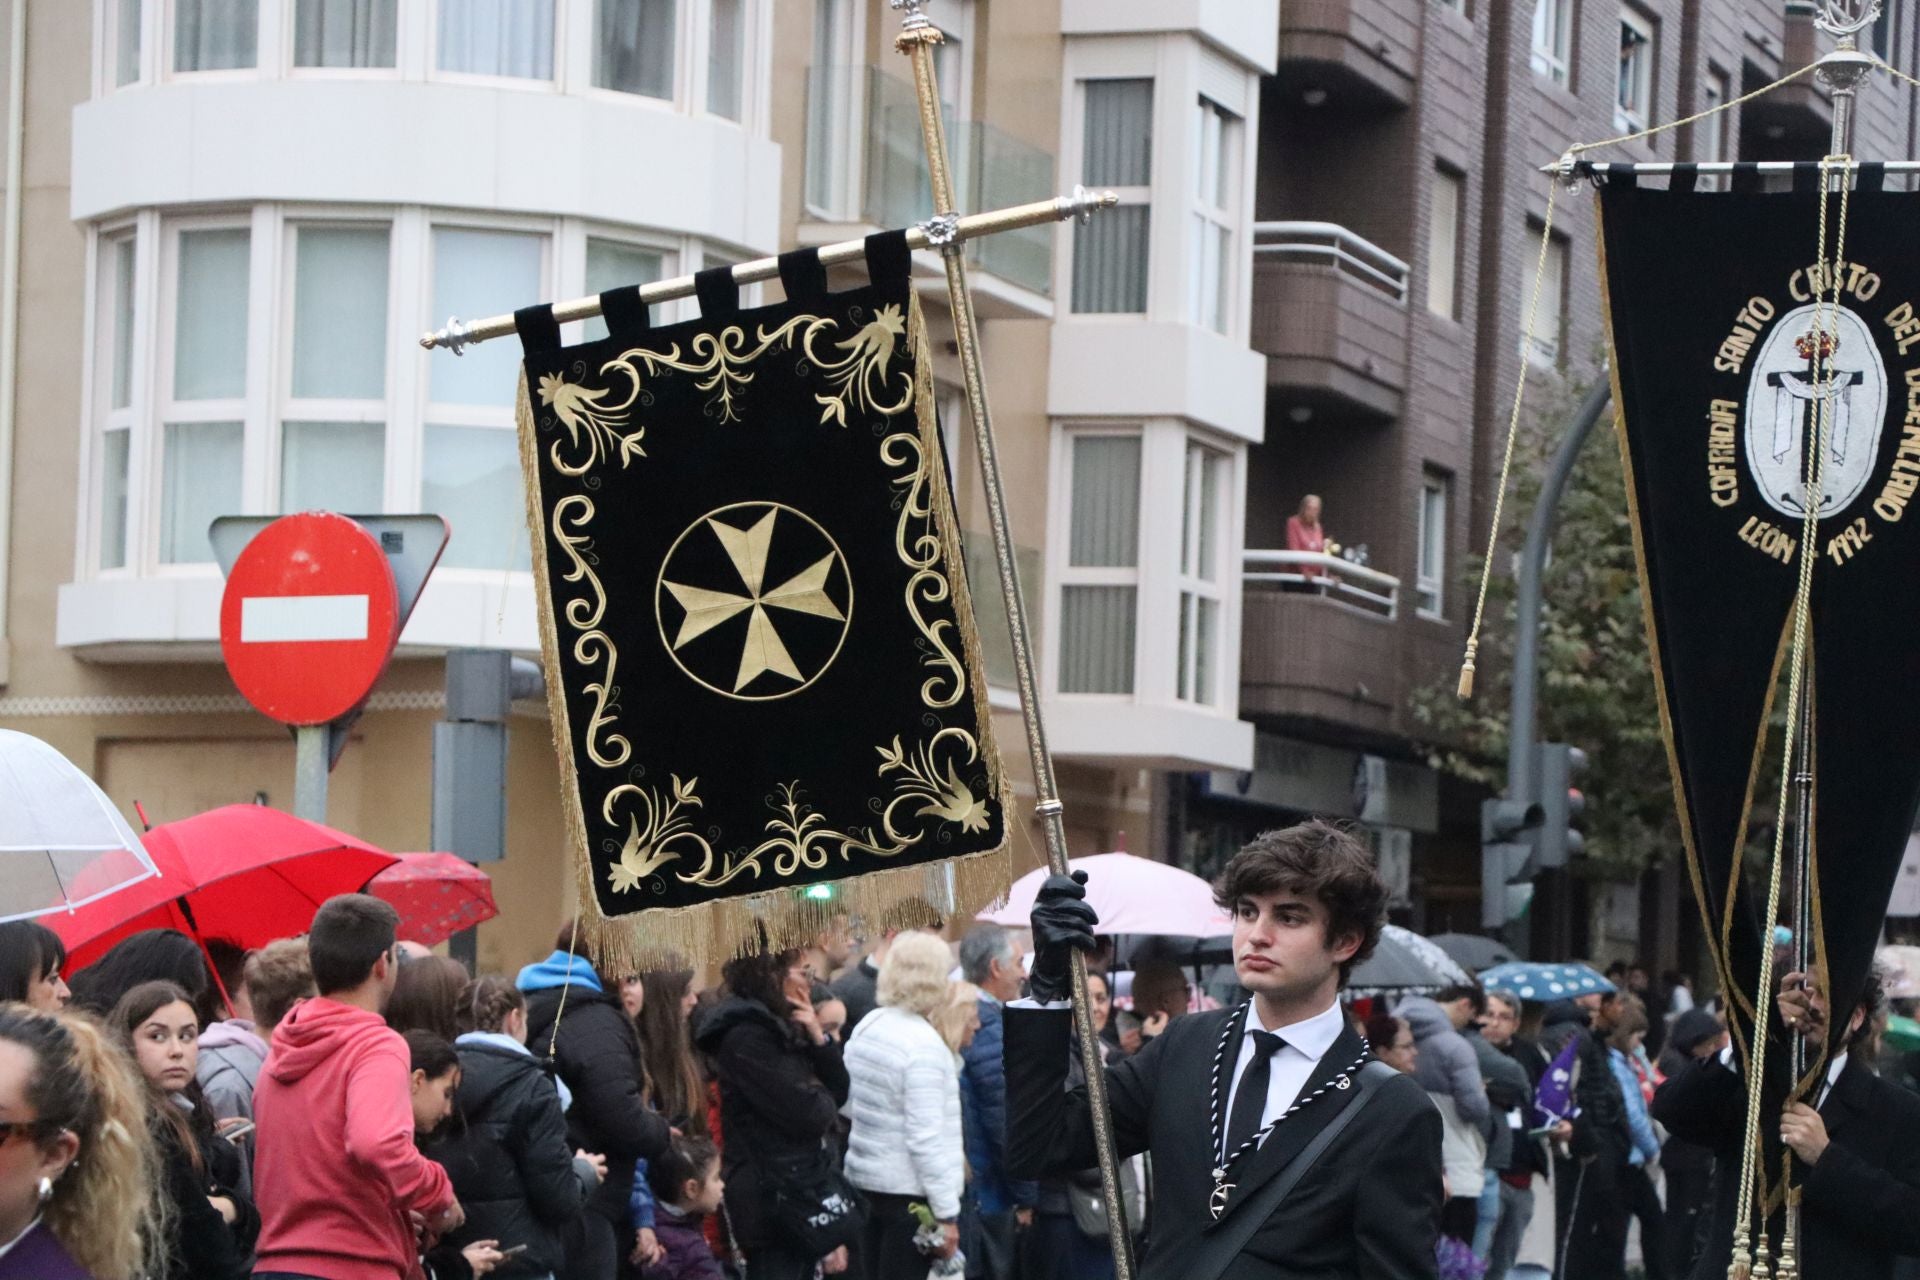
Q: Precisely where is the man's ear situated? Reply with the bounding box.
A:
[1327,928,1363,966]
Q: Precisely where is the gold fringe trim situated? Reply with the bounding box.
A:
[515,284,1012,976]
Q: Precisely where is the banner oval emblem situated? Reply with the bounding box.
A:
[1743,302,1888,520]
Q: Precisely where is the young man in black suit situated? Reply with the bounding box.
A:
[1004,821,1443,1280]
[1654,967,1920,1280]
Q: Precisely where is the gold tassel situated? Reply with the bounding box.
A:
[1456,647,1477,699]
[1752,1231,1774,1280]
[1729,1226,1753,1280]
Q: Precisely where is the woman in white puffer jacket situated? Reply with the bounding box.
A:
[843,931,966,1280]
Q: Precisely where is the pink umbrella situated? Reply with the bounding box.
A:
[978,852,1231,937]
[365,853,497,946]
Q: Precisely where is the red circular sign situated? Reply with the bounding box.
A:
[219,513,401,726]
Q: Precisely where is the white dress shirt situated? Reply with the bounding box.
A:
[1220,999,1349,1155]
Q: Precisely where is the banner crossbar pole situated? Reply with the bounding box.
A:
[418,189,1116,353]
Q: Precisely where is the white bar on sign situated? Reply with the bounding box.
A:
[241,594,370,643]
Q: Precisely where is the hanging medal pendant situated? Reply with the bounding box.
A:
[1209,1177,1233,1220]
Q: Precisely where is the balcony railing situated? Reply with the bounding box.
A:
[1252,222,1410,305]
[805,65,1055,296]
[1243,550,1400,619]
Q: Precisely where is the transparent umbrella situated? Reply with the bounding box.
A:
[0,729,158,922]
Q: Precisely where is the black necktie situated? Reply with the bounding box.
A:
[1225,1030,1286,1157]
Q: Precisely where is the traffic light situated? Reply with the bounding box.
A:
[1480,795,1545,929]
[1534,743,1588,868]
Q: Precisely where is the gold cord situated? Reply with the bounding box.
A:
[1726,153,1852,1275]
[1457,59,1823,699]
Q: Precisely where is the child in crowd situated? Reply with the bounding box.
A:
[633,1135,726,1280]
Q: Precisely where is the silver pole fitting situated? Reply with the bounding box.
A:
[920,211,961,247]
[1034,798,1065,818]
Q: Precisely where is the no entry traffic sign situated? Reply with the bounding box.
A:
[219,512,402,726]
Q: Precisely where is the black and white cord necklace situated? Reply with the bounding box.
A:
[1206,1001,1371,1221]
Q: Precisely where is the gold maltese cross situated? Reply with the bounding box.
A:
[658,504,852,700]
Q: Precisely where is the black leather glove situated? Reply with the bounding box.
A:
[1028,870,1099,1005]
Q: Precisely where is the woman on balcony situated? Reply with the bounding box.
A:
[1286,494,1334,588]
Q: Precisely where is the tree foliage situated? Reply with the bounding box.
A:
[1409,377,1680,880]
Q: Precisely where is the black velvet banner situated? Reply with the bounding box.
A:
[1599,180,1920,1052]
[516,236,1006,952]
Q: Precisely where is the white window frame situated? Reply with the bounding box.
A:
[1615,6,1655,134]
[282,0,408,80]
[1524,229,1567,370]
[1176,437,1230,706]
[274,213,400,514]
[426,0,566,92]
[1416,471,1449,621]
[1427,165,1464,321]
[87,224,147,576]
[161,0,276,82]
[803,0,869,220]
[1048,423,1146,700]
[1531,0,1573,87]
[1065,74,1155,317]
[1188,95,1241,336]
[1044,419,1243,711]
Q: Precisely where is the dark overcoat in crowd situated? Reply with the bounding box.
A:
[524,978,672,1230]
[693,994,852,1252]
[1005,1003,1443,1280]
[432,1038,594,1276]
[1654,1048,1920,1280]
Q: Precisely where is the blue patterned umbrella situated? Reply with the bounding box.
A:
[1479,961,1615,1003]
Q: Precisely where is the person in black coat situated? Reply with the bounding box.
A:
[694,945,852,1280]
[519,926,672,1280]
[434,977,605,1278]
[1007,822,1442,1280]
[1654,967,1920,1280]
[1535,996,1632,1280]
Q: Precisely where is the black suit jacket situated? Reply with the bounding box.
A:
[1653,1050,1920,1280]
[1005,1004,1442,1280]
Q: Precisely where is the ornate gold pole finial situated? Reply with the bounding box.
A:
[891,0,941,50]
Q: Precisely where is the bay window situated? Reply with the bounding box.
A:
[582,236,666,340]
[1189,97,1239,335]
[161,226,249,562]
[104,0,760,116]
[295,0,400,69]
[1050,422,1244,715]
[281,224,392,513]
[438,0,557,80]
[174,0,257,72]
[426,227,544,569]
[114,0,144,85]
[595,0,677,98]
[96,235,139,571]
[1072,79,1153,314]
[706,0,743,119]
[81,206,766,579]
[1177,441,1227,703]
[1058,433,1142,694]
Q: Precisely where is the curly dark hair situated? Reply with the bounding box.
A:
[1211,820,1388,985]
[722,946,801,1018]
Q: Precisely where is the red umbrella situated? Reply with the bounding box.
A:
[366,853,497,946]
[50,805,400,972]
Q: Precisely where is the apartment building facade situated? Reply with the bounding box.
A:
[0,0,1278,967]
[1205,0,1920,957]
